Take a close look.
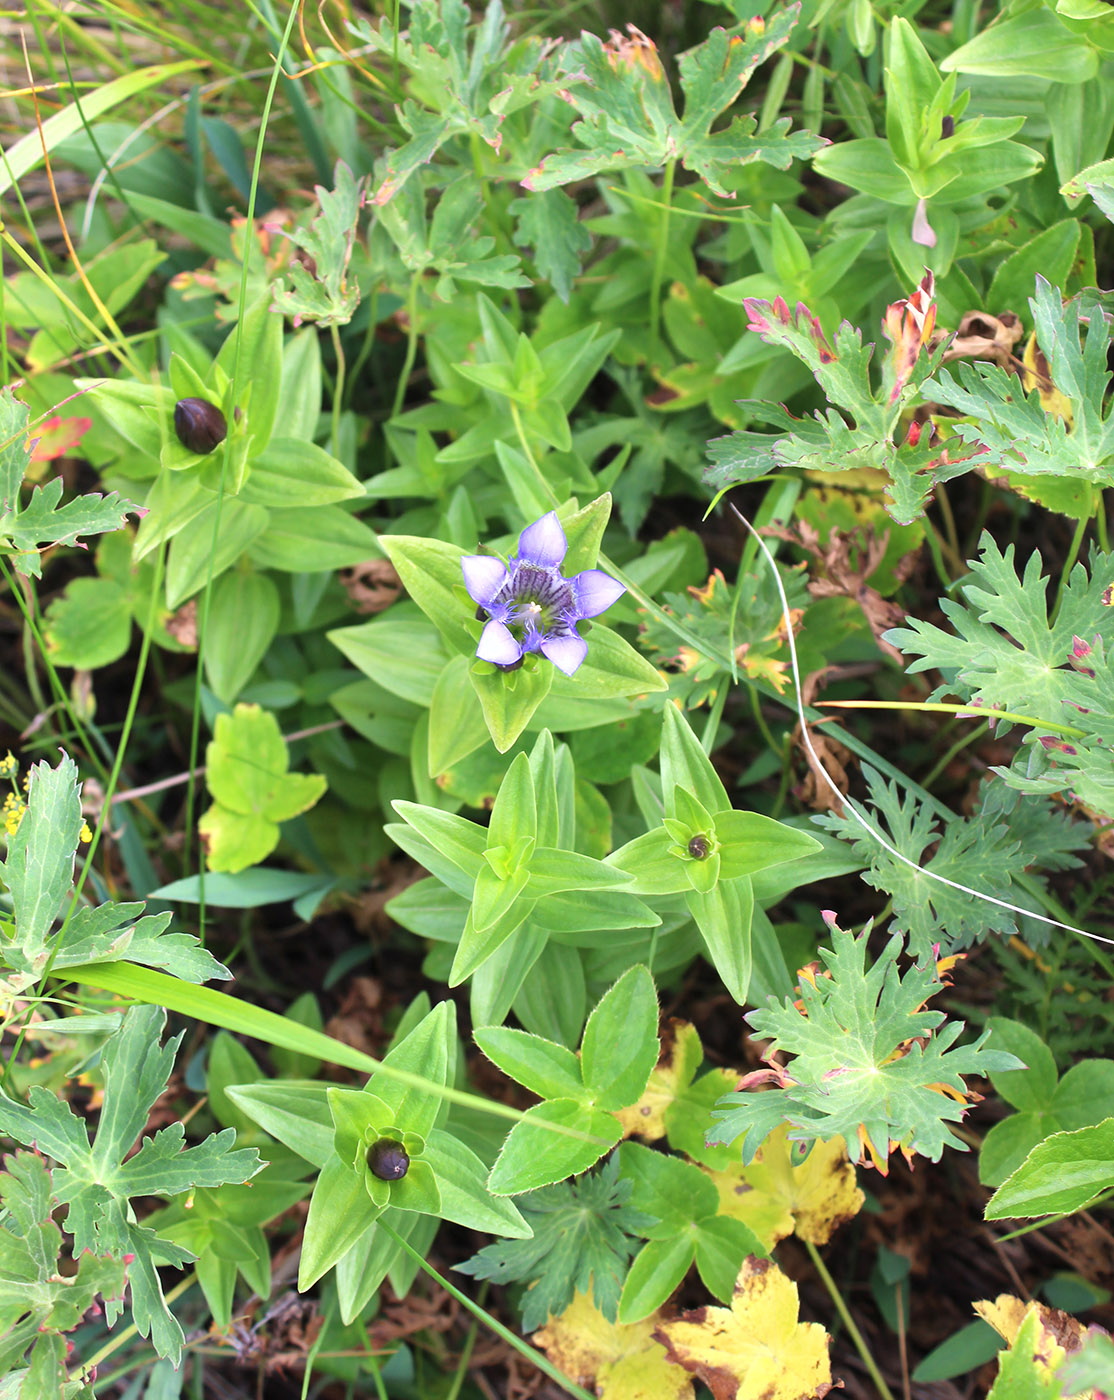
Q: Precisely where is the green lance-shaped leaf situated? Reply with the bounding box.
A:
[482,967,660,1195]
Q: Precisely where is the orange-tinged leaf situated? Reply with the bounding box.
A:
[704,1125,864,1249]
[655,1256,833,1400]
[603,24,665,81]
[737,648,791,694]
[534,1292,694,1400]
[882,271,937,404]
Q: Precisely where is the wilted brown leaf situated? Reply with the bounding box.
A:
[166,599,198,648]
[941,309,1023,370]
[763,520,916,664]
[340,558,403,614]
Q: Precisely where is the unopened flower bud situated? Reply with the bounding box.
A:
[367,1138,410,1181]
[174,398,227,454]
[688,834,711,860]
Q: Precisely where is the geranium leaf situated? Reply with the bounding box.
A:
[707,922,1023,1171]
[655,1256,832,1400]
[0,1006,260,1363]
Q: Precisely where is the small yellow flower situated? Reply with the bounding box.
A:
[0,752,16,780]
[3,796,26,836]
[79,822,93,844]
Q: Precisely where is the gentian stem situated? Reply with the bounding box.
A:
[1051,511,1089,623]
[1096,492,1110,553]
[391,271,421,425]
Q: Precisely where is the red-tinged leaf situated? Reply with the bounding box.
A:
[27,415,92,462]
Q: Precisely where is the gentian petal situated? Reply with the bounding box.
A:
[516,512,567,569]
[461,555,509,606]
[570,569,625,620]
[476,620,524,667]
[540,630,588,676]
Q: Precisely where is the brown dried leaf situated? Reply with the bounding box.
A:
[340,558,403,615]
[762,521,916,665]
[323,976,384,1056]
[165,599,198,649]
[220,1293,323,1374]
[367,1280,459,1347]
[941,310,1023,369]
[788,670,853,816]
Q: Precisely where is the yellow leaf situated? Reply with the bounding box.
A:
[616,1020,707,1141]
[534,1292,694,1400]
[656,1256,833,1400]
[976,1294,1092,1392]
[705,1158,794,1249]
[704,1125,864,1249]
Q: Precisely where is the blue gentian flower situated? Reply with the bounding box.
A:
[461,512,625,676]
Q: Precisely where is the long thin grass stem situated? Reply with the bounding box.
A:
[805,1240,896,1400]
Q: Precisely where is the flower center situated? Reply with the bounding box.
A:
[492,562,575,641]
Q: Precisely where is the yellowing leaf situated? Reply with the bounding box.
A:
[705,1125,864,1249]
[616,1020,706,1141]
[705,1159,793,1249]
[985,1309,1068,1400]
[200,703,327,873]
[737,648,791,694]
[1020,332,1074,425]
[656,1256,833,1400]
[534,1291,694,1400]
[976,1294,1092,1391]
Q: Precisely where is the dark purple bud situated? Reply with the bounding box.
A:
[368,1138,410,1181]
[174,398,227,454]
[688,834,711,860]
[941,115,954,139]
